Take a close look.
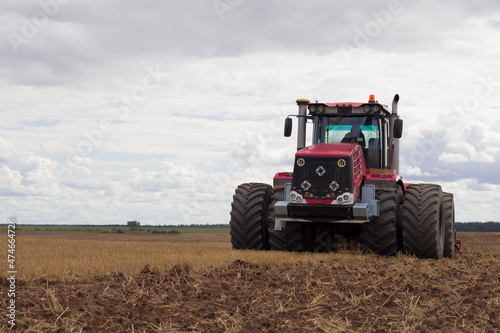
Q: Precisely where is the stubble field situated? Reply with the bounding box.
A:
[1,229,499,332]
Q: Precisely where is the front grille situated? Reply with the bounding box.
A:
[292,157,353,200]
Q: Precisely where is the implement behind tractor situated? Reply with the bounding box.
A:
[230,95,456,259]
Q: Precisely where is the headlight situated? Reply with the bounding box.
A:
[290,191,305,203]
[334,192,353,205]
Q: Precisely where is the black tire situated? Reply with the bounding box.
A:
[267,190,305,252]
[315,224,340,252]
[402,184,445,259]
[283,222,304,252]
[229,183,272,250]
[443,192,455,258]
[360,190,400,256]
[396,186,404,251]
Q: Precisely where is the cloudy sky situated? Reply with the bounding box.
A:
[1,0,499,225]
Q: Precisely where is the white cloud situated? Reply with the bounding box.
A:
[470,151,495,163]
[438,179,499,221]
[439,153,469,163]
[128,161,198,192]
[0,137,21,163]
[0,165,23,195]
[399,165,422,176]
[0,138,60,195]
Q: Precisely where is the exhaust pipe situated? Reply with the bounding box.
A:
[295,99,309,151]
[392,94,399,115]
[389,94,400,174]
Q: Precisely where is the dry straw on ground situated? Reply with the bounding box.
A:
[1,230,499,332]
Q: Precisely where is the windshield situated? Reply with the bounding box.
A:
[314,115,382,168]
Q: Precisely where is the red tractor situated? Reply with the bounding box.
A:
[230,95,456,259]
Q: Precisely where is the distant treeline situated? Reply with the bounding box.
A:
[3,222,500,232]
[0,223,232,228]
[455,222,500,232]
[169,224,230,228]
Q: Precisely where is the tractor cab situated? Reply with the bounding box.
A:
[286,95,402,173]
[313,113,384,170]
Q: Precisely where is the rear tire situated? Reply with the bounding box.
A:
[283,222,304,252]
[402,184,445,259]
[443,192,455,258]
[360,190,400,256]
[230,183,272,250]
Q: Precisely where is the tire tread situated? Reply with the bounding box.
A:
[230,183,272,250]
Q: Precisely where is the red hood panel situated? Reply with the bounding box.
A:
[296,143,360,157]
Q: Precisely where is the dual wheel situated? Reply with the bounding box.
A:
[360,184,456,258]
[402,184,455,259]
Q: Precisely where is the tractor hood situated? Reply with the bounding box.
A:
[296,142,361,158]
[289,142,367,215]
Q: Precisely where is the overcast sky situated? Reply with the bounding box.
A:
[1,0,499,225]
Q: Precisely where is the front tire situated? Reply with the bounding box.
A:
[230,183,272,250]
[267,189,309,252]
[360,190,401,256]
[402,184,445,259]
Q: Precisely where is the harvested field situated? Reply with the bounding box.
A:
[1,231,499,332]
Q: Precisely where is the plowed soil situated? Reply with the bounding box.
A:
[1,233,499,332]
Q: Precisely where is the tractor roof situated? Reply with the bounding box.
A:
[305,95,392,116]
[307,102,391,116]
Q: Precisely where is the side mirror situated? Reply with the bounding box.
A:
[394,118,403,138]
[284,118,292,137]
